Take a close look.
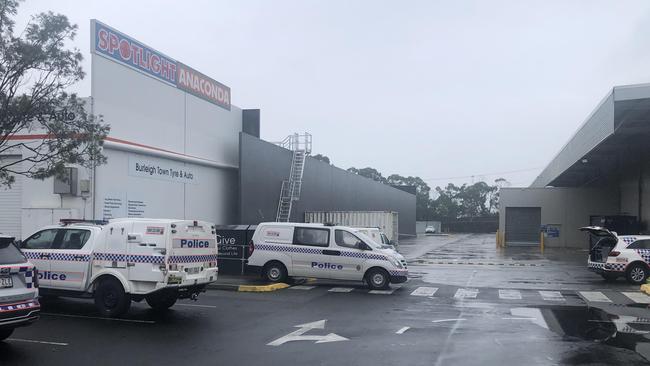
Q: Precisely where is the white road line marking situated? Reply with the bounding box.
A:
[369,289,395,295]
[328,287,354,293]
[290,285,316,290]
[454,288,478,299]
[432,318,466,323]
[411,287,438,297]
[539,291,564,301]
[8,338,69,346]
[622,292,650,303]
[41,313,155,324]
[396,326,410,334]
[579,291,612,303]
[498,289,522,300]
[502,317,536,320]
[177,303,217,308]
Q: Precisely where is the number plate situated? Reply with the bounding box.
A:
[185,267,200,275]
[0,276,13,288]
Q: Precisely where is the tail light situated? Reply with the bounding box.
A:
[608,251,621,257]
[33,268,39,288]
[248,240,255,257]
[204,261,217,268]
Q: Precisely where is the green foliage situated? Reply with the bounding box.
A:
[0,0,109,187]
[312,153,331,164]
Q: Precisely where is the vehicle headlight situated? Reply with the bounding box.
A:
[388,256,402,268]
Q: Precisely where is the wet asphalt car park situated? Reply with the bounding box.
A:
[2,234,650,366]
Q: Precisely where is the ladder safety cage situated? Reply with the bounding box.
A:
[274,133,312,222]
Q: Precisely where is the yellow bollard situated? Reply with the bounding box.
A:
[496,230,500,248]
[540,231,545,253]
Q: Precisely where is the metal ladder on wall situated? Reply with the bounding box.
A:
[274,133,312,222]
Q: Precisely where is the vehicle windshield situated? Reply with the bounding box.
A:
[0,238,26,265]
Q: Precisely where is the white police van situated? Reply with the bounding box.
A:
[583,226,650,284]
[20,219,218,317]
[247,222,408,290]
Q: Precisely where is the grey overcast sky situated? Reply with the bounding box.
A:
[13,0,650,188]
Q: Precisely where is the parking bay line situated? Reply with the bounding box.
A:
[579,291,612,303]
[290,285,316,290]
[411,287,438,297]
[498,289,522,300]
[369,289,395,295]
[396,326,410,334]
[177,303,217,308]
[622,292,650,303]
[41,313,156,324]
[454,288,478,299]
[328,287,355,293]
[538,291,565,301]
[8,338,69,346]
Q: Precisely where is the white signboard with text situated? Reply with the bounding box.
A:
[128,155,197,184]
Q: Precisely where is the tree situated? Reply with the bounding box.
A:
[347,167,387,183]
[312,153,331,164]
[386,174,433,220]
[0,0,109,187]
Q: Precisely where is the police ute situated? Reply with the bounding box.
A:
[583,226,650,285]
[19,219,218,317]
[247,222,408,290]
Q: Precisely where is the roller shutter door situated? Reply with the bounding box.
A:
[0,156,21,239]
[505,207,541,246]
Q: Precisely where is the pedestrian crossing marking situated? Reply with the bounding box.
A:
[498,289,522,300]
[328,287,354,293]
[290,285,315,290]
[369,289,395,295]
[622,292,650,303]
[411,287,438,297]
[579,291,612,303]
[539,291,564,301]
[454,288,479,299]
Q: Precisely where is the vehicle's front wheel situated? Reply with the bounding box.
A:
[146,291,178,311]
[94,277,131,317]
[0,328,13,341]
[365,268,390,290]
[626,263,649,285]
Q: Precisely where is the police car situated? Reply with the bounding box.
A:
[247,222,408,290]
[583,226,650,284]
[19,219,218,317]
[0,235,39,341]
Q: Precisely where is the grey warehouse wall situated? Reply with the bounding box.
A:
[239,133,416,236]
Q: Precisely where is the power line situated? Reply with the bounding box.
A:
[421,166,543,182]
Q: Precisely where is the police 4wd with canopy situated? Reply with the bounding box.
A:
[583,226,650,285]
[247,222,408,290]
[19,219,218,317]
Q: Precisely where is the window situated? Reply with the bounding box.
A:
[0,241,25,265]
[627,239,650,250]
[380,233,390,245]
[22,229,58,250]
[293,227,330,247]
[57,229,91,250]
[335,230,364,249]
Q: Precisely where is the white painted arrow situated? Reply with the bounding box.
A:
[267,319,349,346]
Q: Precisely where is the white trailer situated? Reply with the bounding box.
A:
[304,211,399,244]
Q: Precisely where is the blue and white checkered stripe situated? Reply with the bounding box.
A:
[622,237,638,245]
[389,269,408,277]
[341,251,387,261]
[588,261,605,270]
[23,251,90,262]
[93,253,165,264]
[1,265,35,289]
[635,249,650,263]
[169,254,218,264]
[604,263,626,272]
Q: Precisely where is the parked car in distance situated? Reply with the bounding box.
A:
[20,218,218,317]
[0,234,40,341]
[583,226,650,284]
[247,222,408,290]
[425,226,436,234]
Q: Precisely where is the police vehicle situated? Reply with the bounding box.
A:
[247,222,408,290]
[583,226,650,285]
[19,218,218,317]
[0,235,40,341]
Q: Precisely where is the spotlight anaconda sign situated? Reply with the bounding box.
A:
[91,19,231,110]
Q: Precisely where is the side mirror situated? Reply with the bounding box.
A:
[14,240,23,248]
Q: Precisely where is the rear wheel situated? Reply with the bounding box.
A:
[0,328,13,341]
[365,268,390,290]
[263,261,287,283]
[146,291,178,311]
[626,263,649,285]
[94,277,131,318]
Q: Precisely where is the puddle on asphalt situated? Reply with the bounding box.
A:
[512,305,650,362]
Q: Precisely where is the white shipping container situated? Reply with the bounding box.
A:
[304,211,399,244]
